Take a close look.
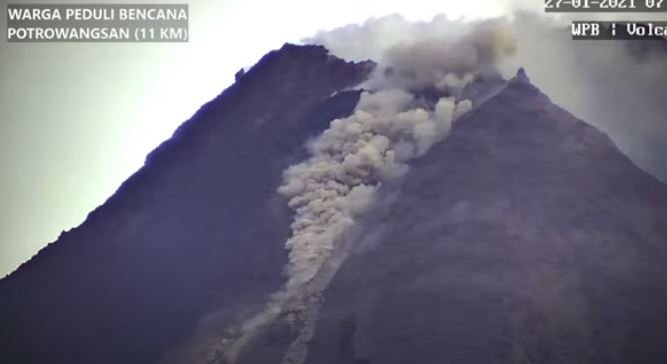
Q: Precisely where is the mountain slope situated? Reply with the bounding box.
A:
[224,71,667,364]
[0,44,373,364]
[296,73,667,364]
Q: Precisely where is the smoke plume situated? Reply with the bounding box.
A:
[220,10,667,363]
[278,89,472,293]
[275,90,477,364]
[218,18,516,364]
[200,7,667,364]
[311,11,667,182]
[365,18,517,92]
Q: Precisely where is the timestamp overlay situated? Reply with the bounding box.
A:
[545,0,667,40]
[6,4,189,42]
[546,0,667,12]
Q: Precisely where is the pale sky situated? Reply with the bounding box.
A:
[0,0,535,277]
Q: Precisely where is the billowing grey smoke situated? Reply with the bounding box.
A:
[222,91,473,364]
[373,18,517,91]
[272,90,471,364]
[200,9,667,364]
[278,89,471,293]
[315,16,518,93]
[312,12,667,182]
[218,18,516,364]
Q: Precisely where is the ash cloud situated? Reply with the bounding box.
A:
[311,11,667,183]
[219,18,514,364]
[219,10,667,364]
[278,89,471,293]
[370,18,517,92]
[273,91,472,364]
[224,90,473,364]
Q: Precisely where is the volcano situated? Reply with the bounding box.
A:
[1,44,667,364]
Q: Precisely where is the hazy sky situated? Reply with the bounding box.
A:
[1,0,666,277]
[0,0,531,277]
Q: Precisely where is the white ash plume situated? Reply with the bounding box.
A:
[314,11,667,182]
[365,18,517,92]
[275,90,471,364]
[217,17,516,364]
[278,89,471,292]
[220,90,472,364]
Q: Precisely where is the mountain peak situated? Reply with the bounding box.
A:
[2,44,667,364]
[516,66,529,82]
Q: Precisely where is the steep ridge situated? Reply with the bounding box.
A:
[222,69,667,364]
[295,72,667,364]
[0,44,373,364]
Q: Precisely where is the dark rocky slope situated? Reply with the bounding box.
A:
[297,72,667,364]
[0,44,372,364]
[227,71,667,364]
